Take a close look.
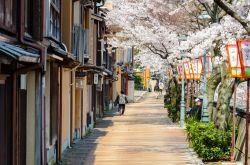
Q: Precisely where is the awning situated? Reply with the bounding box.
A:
[103,68,112,76]
[79,63,103,72]
[0,42,39,63]
[46,38,80,68]
[78,63,113,75]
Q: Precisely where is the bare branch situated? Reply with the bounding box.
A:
[214,0,250,35]
[145,44,171,60]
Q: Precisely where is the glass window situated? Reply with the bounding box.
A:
[50,0,61,40]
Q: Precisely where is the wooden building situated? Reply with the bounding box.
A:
[0,0,133,165]
[0,0,45,164]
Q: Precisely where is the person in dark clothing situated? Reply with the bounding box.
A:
[115,91,128,115]
[187,98,202,120]
[154,85,159,92]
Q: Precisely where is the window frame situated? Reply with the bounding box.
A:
[50,0,61,41]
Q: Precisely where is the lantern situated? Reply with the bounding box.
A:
[226,44,242,78]
[191,59,203,80]
[183,61,194,80]
[168,66,173,79]
[199,55,212,78]
[237,40,250,78]
[184,61,191,80]
[189,62,194,80]
[177,64,184,80]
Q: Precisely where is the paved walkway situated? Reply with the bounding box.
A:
[62,93,202,165]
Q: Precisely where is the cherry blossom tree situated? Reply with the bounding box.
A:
[105,0,249,129]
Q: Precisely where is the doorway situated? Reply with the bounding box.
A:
[0,74,13,165]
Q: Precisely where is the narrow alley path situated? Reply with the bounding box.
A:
[62,93,202,165]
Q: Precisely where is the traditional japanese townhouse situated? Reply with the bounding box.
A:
[44,0,79,164]
[103,45,114,111]
[123,47,134,102]
[111,47,119,102]
[0,0,46,164]
[71,0,93,143]
[93,3,114,121]
[77,0,113,124]
[112,47,134,102]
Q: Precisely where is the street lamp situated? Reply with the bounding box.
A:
[199,54,212,123]
[178,34,187,128]
[236,40,250,165]
[225,43,242,162]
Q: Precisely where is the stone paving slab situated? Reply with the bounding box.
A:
[61,92,203,165]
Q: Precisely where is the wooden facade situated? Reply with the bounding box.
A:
[0,0,134,164]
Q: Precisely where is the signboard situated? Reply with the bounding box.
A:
[94,73,99,85]
[226,44,242,78]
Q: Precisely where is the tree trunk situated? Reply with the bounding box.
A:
[207,65,221,121]
[214,62,235,130]
[169,77,181,108]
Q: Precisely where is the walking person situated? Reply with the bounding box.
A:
[115,91,128,115]
[154,84,160,99]
[159,81,164,95]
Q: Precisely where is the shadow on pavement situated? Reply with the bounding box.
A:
[61,110,118,165]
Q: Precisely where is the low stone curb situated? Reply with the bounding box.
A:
[187,148,204,165]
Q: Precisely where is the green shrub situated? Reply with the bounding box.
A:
[165,104,180,122]
[134,75,143,90]
[186,119,231,161]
